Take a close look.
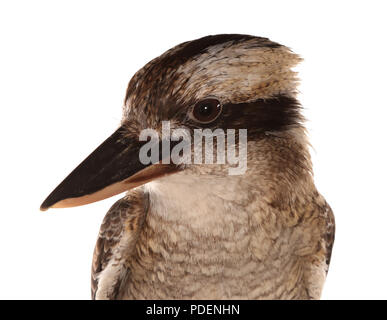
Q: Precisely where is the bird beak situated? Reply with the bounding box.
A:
[40,125,177,211]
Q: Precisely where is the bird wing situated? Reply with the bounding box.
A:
[322,200,335,272]
[300,195,335,299]
[91,190,147,300]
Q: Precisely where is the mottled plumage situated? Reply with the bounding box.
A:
[42,34,335,300]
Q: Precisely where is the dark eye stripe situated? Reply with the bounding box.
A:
[219,95,302,133]
[185,95,302,134]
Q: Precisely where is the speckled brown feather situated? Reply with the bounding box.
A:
[91,190,147,299]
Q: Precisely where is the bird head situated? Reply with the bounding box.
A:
[40,34,305,211]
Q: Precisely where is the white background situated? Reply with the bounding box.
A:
[1,0,386,299]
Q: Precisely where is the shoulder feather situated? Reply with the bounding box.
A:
[91,190,147,299]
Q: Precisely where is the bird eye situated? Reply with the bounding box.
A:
[191,98,222,124]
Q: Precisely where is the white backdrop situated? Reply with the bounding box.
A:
[1,0,386,299]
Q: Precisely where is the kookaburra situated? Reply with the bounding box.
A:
[41,34,335,300]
